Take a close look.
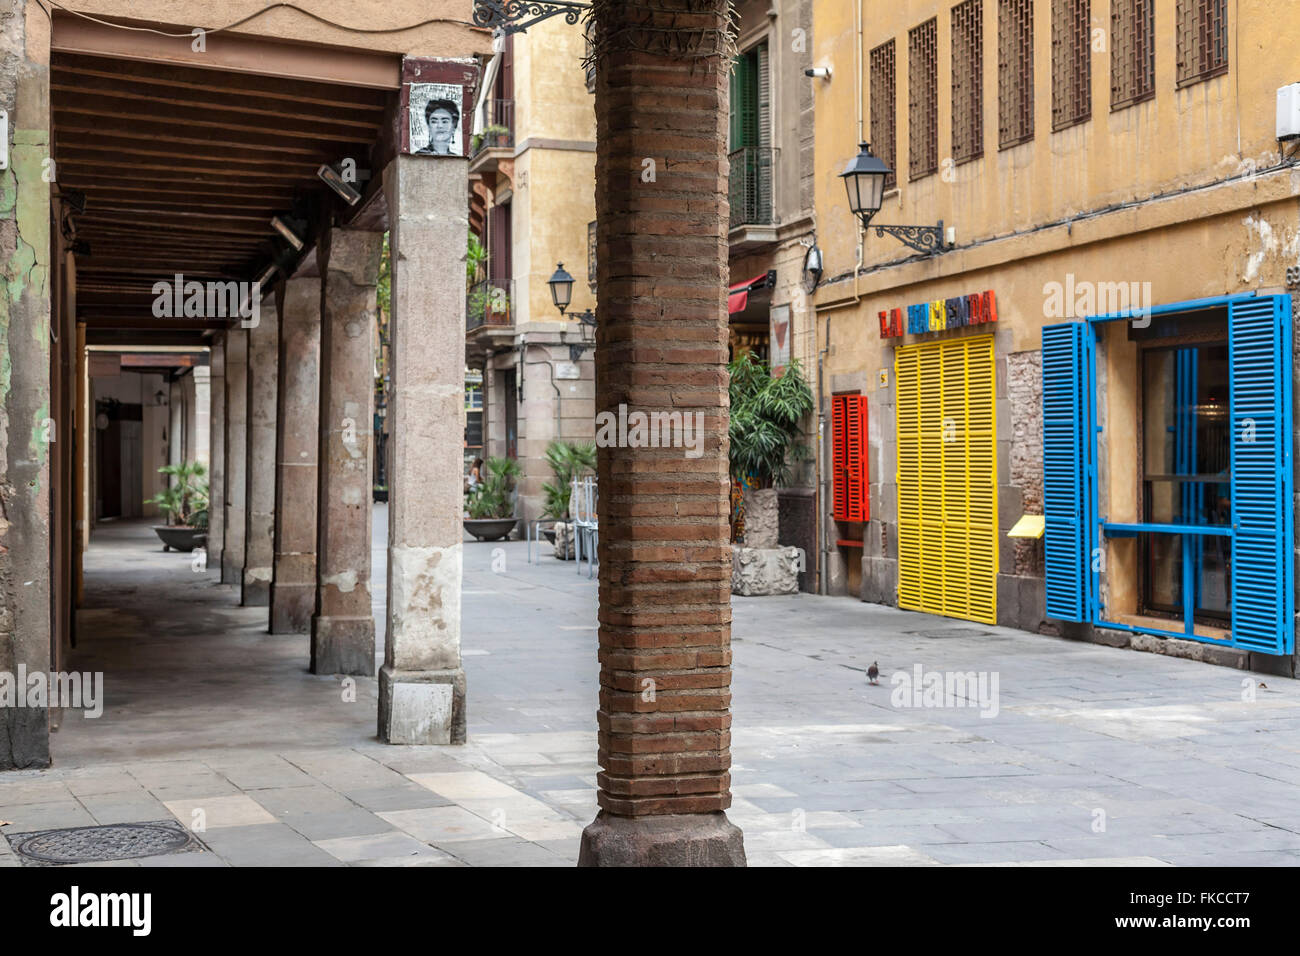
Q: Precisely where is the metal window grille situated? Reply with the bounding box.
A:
[909,18,938,180]
[1051,0,1090,131]
[1111,0,1154,109]
[1176,0,1228,88]
[869,40,897,189]
[998,0,1034,148]
[951,0,984,165]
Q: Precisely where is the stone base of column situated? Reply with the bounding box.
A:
[311,616,375,675]
[378,664,466,745]
[578,812,746,867]
[270,582,315,634]
[220,556,238,586]
[241,568,271,607]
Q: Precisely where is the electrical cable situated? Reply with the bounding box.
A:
[39,0,474,38]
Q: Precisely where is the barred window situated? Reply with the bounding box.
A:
[998,0,1034,148]
[1176,0,1228,87]
[909,18,938,180]
[1051,0,1090,131]
[1111,0,1154,109]
[869,41,897,190]
[951,0,983,165]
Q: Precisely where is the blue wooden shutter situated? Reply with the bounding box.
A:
[1229,295,1294,655]
[1042,322,1095,622]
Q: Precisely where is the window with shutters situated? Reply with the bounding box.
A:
[1051,0,1090,131]
[832,394,869,522]
[1111,0,1154,110]
[998,0,1034,149]
[1176,0,1228,88]
[896,336,999,625]
[1041,295,1295,655]
[909,19,938,180]
[869,41,897,190]
[729,41,773,228]
[951,0,983,165]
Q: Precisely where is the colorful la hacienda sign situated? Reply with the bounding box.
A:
[879,290,998,338]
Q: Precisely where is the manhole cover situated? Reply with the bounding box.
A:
[910,627,994,639]
[6,820,206,866]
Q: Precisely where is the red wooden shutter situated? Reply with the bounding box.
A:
[832,394,849,519]
[832,394,870,521]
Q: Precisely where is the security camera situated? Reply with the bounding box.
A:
[805,67,832,79]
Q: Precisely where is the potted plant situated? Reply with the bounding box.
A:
[727,352,814,546]
[464,456,522,541]
[540,440,596,556]
[145,461,209,552]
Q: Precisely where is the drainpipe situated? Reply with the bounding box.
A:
[818,0,868,595]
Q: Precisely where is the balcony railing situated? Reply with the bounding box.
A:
[470,99,515,158]
[728,146,774,229]
[467,278,513,332]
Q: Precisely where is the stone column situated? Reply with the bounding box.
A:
[208,339,226,574]
[578,0,745,865]
[271,277,321,633]
[312,226,380,674]
[221,329,248,586]
[243,295,279,607]
[378,154,467,745]
[193,365,211,469]
[0,0,52,769]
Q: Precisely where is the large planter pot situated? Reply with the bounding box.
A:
[463,517,518,541]
[153,526,206,552]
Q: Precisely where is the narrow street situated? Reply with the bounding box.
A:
[5,517,1300,867]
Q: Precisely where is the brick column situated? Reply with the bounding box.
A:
[271,277,321,633]
[243,294,279,607]
[221,329,248,586]
[578,0,744,865]
[312,226,381,674]
[207,338,226,575]
[378,154,467,745]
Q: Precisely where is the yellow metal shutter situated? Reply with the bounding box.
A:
[895,336,998,624]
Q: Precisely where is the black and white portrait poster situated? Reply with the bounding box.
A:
[409,82,464,157]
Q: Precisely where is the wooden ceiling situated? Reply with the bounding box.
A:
[52,51,394,343]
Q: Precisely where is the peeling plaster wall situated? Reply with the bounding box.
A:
[0,0,51,769]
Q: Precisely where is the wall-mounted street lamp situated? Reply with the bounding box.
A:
[839,142,950,256]
[548,262,596,361]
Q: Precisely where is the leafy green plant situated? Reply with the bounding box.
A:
[467,231,488,285]
[468,283,510,325]
[541,440,597,520]
[466,456,522,519]
[145,461,209,529]
[727,352,815,488]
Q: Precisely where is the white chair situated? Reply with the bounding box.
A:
[574,476,598,578]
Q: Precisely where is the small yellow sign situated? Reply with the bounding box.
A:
[878,369,888,388]
[1007,514,1045,539]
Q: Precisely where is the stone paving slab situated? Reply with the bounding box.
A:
[7,524,1300,866]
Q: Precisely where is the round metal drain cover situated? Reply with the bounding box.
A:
[9,821,202,865]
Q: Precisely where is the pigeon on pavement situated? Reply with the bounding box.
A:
[867,662,879,685]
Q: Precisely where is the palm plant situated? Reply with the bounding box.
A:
[541,440,597,520]
[466,456,522,519]
[145,461,209,529]
[727,352,815,488]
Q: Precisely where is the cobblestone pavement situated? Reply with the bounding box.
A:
[4,515,1300,867]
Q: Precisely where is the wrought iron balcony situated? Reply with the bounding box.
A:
[728,146,774,230]
[467,278,513,332]
[470,100,515,158]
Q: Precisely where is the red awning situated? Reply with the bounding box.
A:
[728,271,775,316]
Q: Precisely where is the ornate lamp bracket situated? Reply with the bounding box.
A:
[473,0,592,35]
